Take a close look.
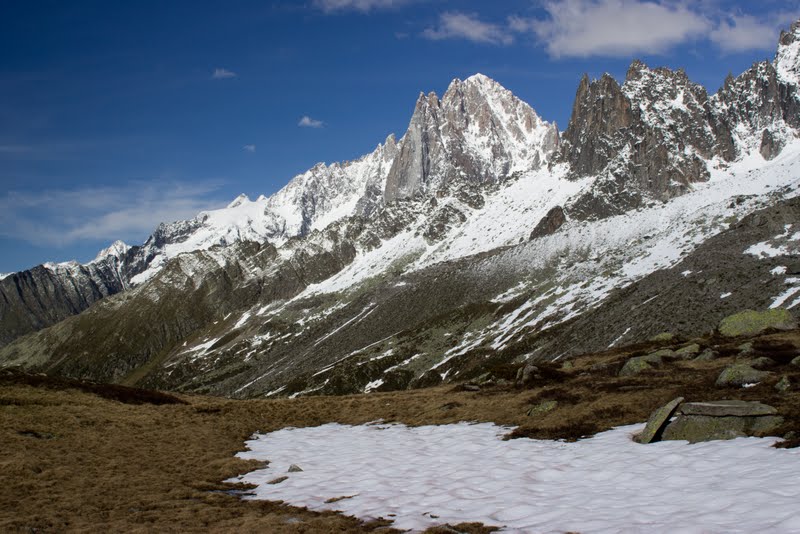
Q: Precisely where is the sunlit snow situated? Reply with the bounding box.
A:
[233,422,800,533]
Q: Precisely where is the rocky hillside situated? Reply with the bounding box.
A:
[0,75,557,347]
[2,22,800,399]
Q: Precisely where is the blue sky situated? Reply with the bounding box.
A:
[1,0,799,273]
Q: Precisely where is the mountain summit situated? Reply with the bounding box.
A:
[384,73,559,201]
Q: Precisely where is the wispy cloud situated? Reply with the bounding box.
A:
[510,0,797,58]
[314,0,413,13]
[298,115,324,128]
[0,180,228,248]
[243,144,256,153]
[422,12,513,45]
[212,68,237,79]
[522,0,710,58]
[710,12,799,53]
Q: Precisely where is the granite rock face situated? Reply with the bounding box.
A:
[384,74,559,202]
[560,24,800,220]
[530,206,567,240]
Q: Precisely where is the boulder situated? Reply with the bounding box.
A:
[694,349,718,362]
[527,400,558,417]
[775,375,793,393]
[516,363,540,385]
[718,309,797,337]
[634,397,684,444]
[288,464,303,473]
[674,344,701,358]
[679,400,778,417]
[619,357,654,377]
[661,414,784,443]
[792,356,800,367]
[715,364,771,387]
[748,356,777,370]
[645,349,675,362]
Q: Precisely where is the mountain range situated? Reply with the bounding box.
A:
[1,21,800,398]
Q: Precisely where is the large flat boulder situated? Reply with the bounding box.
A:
[661,414,784,443]
[679,400,778,417]
[634,397,684,444]
[718,309,797,337]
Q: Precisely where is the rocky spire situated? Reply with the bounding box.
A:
[559,18,800,220]
[384,74,558,202]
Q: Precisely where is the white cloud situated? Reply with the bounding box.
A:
[243,144,256,153]
[422,12,513,45]
[710,13,797,53]
[523,0,711,58]
[314,0,412,13]
[0,181,227,248]
[212,68,237,79]
[298,116,324,128]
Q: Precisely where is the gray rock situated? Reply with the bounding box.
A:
[674,343,701,358]
[760,128,786,160]
[462,384,480,392]
[527,400,558,417]
[288,464,303,473]
[775,375,793,393]
[792,356,800,367]
[679,400,778,417]
[718,309,797,338]
[530,206,567,240]
[267,476,289,485]
[644,349,674,362]
[715,364,771,387]
[635,397,684,444]
[661,414,784,443]
[619,356,657,376]
[748,356,777,370]
[516,363,540,385]
[694,349,719,362]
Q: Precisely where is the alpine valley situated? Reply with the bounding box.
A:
[3,22,800,400]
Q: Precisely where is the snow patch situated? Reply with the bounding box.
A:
[234,422,800,533]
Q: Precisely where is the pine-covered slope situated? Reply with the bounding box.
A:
[2,21,800,396]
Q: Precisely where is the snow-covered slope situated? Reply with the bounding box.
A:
[776,20,800,87]
[3,20,800,395]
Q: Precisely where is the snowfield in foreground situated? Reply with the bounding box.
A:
[232,422,800,533]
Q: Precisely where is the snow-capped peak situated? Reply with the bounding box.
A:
[775,20,800,87]
[92,240,131,264]
[384,73,559,201]
[227,193,251,209]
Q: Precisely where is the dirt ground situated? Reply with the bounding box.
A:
[1,329,799,532]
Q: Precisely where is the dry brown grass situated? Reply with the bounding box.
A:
[2,328,799,532]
